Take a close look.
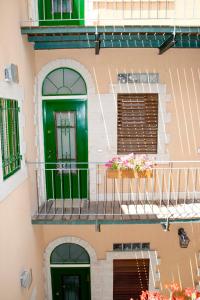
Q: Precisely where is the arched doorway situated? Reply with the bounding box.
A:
[42,67,88,200]
[50,243,91,299]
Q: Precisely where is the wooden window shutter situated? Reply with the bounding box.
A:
[113,259,149,300]
[117,93,158,154]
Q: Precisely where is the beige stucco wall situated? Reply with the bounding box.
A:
[0,0,44,299]
[33,47,200,298]
[1,0,200,299]
[41,222,200,290]
[35,48,200,161]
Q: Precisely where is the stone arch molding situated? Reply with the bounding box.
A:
[35,59,95,162]
[36,59,96,97]
[44,236,97,300]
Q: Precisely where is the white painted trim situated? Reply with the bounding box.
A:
[44,236,97,300]
[42,95,87,100]
[50,264,90,268]
[0,81,27,202]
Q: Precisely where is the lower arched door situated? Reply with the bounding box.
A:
[51,267,91,300]
[50,243,91,300]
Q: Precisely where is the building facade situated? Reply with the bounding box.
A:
[1,0,200,299]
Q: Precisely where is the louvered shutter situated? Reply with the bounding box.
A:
[113,259,149,300]
[117,93,158,154]
[0,99,21,179]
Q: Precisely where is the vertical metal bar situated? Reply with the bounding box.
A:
[60,168,64,214]
[184,168,189,205]
[191,168,195,203]
[112,179,115,217]
[43,0,46,20]
[194,168,198,202]
[78,168,81,216]
[51,169,56,214]
[160,168,164,207]
[69,168,72,214]
[53,168,57,214]
[86,167,90,218]
[35,169,40,215]
[148,0,150,19]
[122,0,125,20]
[60,113,64,160]
[119,178,123,218]
[176,168,180,205]
[143,177,146,214]
[51,0,54,19]
[167,163,172,207]
[156,0,159,19]
[104,169,107,216]
[131,0,133,19]
[96,165,100,218]
[105,172,108,214]
[192,0,196,18]
[151,169,155,204]
[61,0,63,20]
[44,168,48,215]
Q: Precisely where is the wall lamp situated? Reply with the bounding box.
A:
[178,228,190,248]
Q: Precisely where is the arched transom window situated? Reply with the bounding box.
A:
[42,68,87,96]
[50,243,90,264]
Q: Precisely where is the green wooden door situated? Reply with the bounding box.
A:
[43,100,88,200]
[38,0,85,26]
[51,267,91,300]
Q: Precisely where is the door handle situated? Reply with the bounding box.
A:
[56,291,60,296]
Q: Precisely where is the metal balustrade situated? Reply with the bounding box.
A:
[29,161,200,223]
[23,0,200,26]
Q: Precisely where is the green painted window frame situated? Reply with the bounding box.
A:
[42,67,87,96]
[50,243,90,264]
[0,99,22,180]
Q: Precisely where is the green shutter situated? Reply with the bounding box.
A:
[0,99,21,179]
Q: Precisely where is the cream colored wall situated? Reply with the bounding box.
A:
[0,0,44,299]
[90,0,200,26]
[41,222,200,289]
[34,47,200,295]
[35,48,200,161]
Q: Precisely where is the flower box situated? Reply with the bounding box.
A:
[134,170,153,178]
[107,169,153,179]
[106,169,122,178]
[105,153,154,179]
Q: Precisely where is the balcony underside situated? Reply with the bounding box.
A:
[21,26,200,50]
[32,198,200,224]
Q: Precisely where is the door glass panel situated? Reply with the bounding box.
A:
[53,0,72,13]
[62,275,80,300]
[55,112,76,161]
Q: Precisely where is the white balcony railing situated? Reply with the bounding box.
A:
[23,0,200,27]
[29,161,200,223]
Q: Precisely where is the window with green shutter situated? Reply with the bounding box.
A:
[0,99,21,179]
